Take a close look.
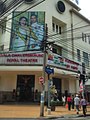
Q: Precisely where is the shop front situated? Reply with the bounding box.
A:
[0,51,81,103]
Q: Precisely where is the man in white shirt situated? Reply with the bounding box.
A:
[74,94,80,114]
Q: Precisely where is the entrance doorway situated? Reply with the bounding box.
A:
[16,75,35,102]
[53,77,62,101]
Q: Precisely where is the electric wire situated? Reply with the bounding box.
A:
[0,22,90,58]
[0,0,89,69]
[0,19,90,54]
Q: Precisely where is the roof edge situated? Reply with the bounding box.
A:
[65,0,81,11]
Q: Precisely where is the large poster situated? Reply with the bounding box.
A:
[10,11,45,51]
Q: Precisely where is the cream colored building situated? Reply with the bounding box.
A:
[0,0,90,103]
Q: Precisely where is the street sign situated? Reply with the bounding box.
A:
[45,67,54,75]
[39,76,44,84]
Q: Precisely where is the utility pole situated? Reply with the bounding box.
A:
[40,24,55,116]
[40,24,48,117]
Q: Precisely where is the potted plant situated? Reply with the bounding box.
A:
[50,100,56,111]
[50,85,58,111]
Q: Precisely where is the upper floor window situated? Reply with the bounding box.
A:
[88,35,90,44]
[52,44,62,56]
[82,33,90,44]
[52,23,55,32]
[77,49,81,62]
[52,48,57,54]
[52,23,61,34]
[82,33,87,42]
[83,52,89,66]
[56,25,58,33]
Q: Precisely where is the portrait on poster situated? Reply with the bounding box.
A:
[10,11,45,51]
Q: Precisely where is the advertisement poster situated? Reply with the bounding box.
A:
[10,11,45,51]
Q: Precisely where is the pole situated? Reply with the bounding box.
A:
[48,74,51,108]
[40,24,48,117]
[47,74,51,115]
[40,50,47,116]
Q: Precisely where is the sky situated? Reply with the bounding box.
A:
[79,0,90,19]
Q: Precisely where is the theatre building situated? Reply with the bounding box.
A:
[0,0,90,103]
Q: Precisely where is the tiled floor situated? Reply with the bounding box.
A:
[0,104,89,118]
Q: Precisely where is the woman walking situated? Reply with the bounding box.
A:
[67,95,72,111]
[80,96,87,117]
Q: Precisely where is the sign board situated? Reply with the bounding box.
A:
[0,51,43,65]
[45,67,54,75]
[47,53,81,72]
[39,76,44,84]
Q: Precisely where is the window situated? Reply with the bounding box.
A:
[59,26,61,34]
[88,35,90,44]
[52,48,57,54]
[83,52,89,66]
[77,49,81,62]
[82,33,87,42]
[56,25,58,33]
[52,22,61,34]
[52,23,55,32]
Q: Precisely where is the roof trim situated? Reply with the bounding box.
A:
[65,0,81,11]
[70,8,90,24]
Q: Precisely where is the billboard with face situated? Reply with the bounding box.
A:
[10,11,45,51]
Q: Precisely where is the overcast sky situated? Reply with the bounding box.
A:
[79,0,90,19]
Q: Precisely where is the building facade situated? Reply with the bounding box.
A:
[0,0,90,103]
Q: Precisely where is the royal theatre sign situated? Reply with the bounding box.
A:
[0,52,81,72]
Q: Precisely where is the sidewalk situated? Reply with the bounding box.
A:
[0,104,90,118]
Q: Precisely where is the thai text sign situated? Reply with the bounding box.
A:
[47,53,81,72]
[0,52,81,72]
[0,52,43,65]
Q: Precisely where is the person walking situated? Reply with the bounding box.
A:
[74,94,80,114]
[80,96,87,117]
[62,95,66,106]
[67,95,72,111]
[72,95,74,109]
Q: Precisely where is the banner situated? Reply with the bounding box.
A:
[10,11,45,51]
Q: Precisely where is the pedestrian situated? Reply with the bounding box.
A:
[62,95,66,106]
[67,94,72,111]
[72,95,74,109]
[74,94,80,114]
[80,96,87,117]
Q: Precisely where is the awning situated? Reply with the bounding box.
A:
[54,68,77,76]
[0,66,43,71]
[0,66,78,76]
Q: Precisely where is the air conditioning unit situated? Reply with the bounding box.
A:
[24,0,34,3]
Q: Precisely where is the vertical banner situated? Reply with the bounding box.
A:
[10,11,45,51]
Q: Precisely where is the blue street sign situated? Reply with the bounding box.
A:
[45,67,54,75]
